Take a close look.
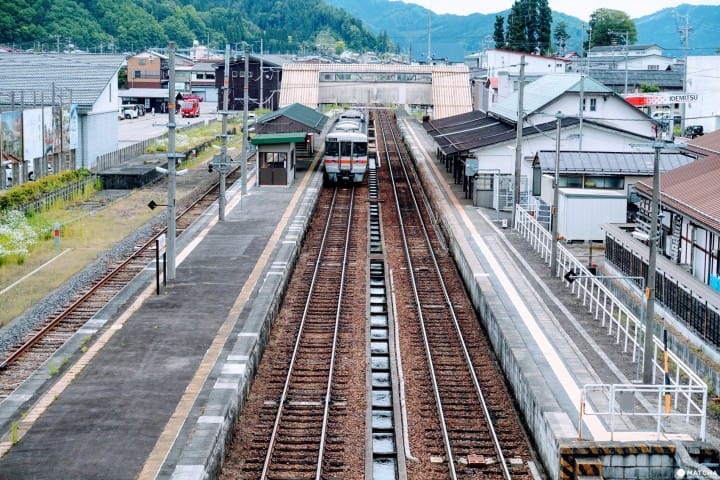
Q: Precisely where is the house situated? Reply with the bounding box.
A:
[253,103,328,157]
[602,152,720,350]
[216,54,288,112]
[685,56,720,135]
[633,153,720,285]
[0,52,125,181]
[465,48,570,111]
[532,150,698,224]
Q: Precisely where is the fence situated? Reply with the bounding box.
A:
[580,383,707,441]
[94,138,159,172]
[606,236,720,348]
[18,177,96,215]
[515,203,708,441]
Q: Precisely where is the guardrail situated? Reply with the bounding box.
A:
[515,203,708,441]
[580,383,707,442]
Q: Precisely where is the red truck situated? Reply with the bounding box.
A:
[180,99,200,118]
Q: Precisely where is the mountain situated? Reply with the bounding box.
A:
[326,0,720,61]
[0,0,391,55]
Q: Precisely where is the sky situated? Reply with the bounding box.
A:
[398,0,716,21]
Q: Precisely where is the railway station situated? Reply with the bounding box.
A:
[0,104,717,480]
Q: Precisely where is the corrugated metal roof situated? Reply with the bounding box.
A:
[634,154,720,233]
[423,113,579,156]
[0,52,125,107]
[490,74,613,122]
[258,102,328,132]
[279,63,471,118]
[534,150,698,175]
[589,70,683,89]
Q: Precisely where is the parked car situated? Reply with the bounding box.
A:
[118,107,125,120]
[684,125,704,139]
[122,105,138,119]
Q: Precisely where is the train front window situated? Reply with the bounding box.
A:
[325,141,339,156]
[353,142,367,156]
[340,141,352,156]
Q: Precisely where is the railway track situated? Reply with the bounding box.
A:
[0,164,243,399]
[377,109,535,479]
[221,183,368,479]
[221,109,540,479]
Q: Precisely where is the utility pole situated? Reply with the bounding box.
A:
[511,55,526,228]
[678,14,692,134]
[166,41,178,280]
[643,140,663,384]
[259,38,264,109]
[550,112,563,276]
[242,46,249,194]
[218,44,230,221]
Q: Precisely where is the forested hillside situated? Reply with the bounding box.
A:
[327,0,720,61]
[0,0,393,55]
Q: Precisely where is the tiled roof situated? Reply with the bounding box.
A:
[684,129,720,156]
[0,52,124,108]
[634,154,720,233]
[257,102,328,132]
[491,73,613,122]
[534,150,698,175]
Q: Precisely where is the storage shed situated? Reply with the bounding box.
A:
[557,188,627,242]
[251,132,307,186]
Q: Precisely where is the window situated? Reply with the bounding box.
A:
[589,98,597,112]
[232,71,238,78]
[139,59,146,66]
[134,70,141,78]
[648,65,659,71]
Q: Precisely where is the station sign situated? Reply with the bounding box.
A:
[624,93,698,106]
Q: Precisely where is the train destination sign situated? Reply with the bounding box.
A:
[624,93,698,106]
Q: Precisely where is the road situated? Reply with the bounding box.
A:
[118,110,221,147]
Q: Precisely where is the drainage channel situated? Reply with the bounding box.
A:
[367,159,402,479]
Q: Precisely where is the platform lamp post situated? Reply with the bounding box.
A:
[549,111,563,276]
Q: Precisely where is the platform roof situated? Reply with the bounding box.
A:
[257,103,327,132]
[251,132,307,145]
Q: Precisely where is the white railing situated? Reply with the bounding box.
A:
[515,203,708,441]
[580,383,707,442]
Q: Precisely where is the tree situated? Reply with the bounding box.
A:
[585,8,637,51]
[553,21,569,55]
[504,0,552,54]
[493,15,505,48]
[505,1,525,51]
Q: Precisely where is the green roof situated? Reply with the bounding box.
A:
[251,132,307,145]
[257,103,328,132]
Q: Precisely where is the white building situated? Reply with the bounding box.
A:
[685,56,720,134]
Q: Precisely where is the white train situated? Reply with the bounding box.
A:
[323,110,369,184]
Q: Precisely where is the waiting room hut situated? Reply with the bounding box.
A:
[251,132,308,186]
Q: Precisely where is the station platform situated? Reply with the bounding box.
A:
[397,115,717,480]
[0,115,715,480]
[0,162,323,479]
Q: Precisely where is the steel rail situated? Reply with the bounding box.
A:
[0,165,243,371]
[260,185,355,479]
[380,110,512,480]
